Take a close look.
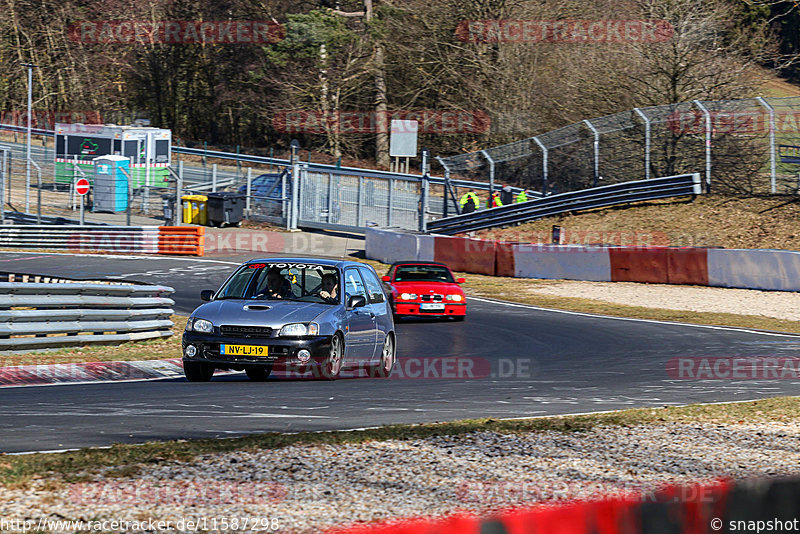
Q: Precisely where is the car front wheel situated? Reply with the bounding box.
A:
[184,361,215,382]
[323,334,344,380]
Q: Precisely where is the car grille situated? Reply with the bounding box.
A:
[220,325,274,338]
[420,294,443,302]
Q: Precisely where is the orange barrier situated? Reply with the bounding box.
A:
[434,236,496,275]
[495,242,517,277]
[158,226,205,256]
[667,248,708,286]
[609,247,668,283]
[327,479,738,534]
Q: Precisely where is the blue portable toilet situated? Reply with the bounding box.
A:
[92,155,129,212]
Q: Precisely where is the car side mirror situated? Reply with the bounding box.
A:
[347,295,367,310]
[381,275,391,282]
[200,290,215,301]
[457,278,466,284]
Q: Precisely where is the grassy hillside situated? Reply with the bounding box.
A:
[473,195,800,251]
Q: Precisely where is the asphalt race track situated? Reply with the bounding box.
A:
[1,251,800,453]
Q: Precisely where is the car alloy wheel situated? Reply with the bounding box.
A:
[376,334,395,378]
[184,361,215,382]
[324,334,344,380]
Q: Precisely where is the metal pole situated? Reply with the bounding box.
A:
[634,108,651,180]
[23,63,36,215]
[693,100,712,192]
[177,160,184,226]
[327,173,334,223]
[756,96,777,194]
[246,167,252,215]
[125,167,132,226]
[289,162,300,230]
[36,165,41,224]
[420,173,429,232]
[4,148,9,209]
[212,163,217,192]
[79,190,84,226]
[532,136,548,195]
[480,150,495,201]
[282,169,288,230]
[144,134,151,213]
[0,147,5,224]
[357,175,364,227]
[583,119,600,187]
[387,177,393,227]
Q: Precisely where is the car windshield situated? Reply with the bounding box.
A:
[394,265,455,283]
[216,262,340,304]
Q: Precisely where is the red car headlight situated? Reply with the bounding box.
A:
[445,294,463,302]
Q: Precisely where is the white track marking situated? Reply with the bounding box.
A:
[468,296,800,338]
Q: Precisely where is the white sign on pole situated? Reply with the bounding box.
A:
[389,120,419,157]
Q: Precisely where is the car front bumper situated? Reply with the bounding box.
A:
[182,332,332,370]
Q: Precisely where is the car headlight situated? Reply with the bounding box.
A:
[280,322,319,337]
[400,293,418,300]
[446,294,463,302]
[192,318,213,333]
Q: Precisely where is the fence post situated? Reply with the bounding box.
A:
[693,100,712,193]
[387,177,393,227]
[289,162,300,230]
[212,163,217,192]
[479,150,495,206]
[176,161,184,226]
[633,108,650,180]
[4,148,10,210]
[327,173,334,223]
[583,119,600,187]
[246,167,252,216]
[419,172,429,232]
[532,136,548,195]
[756,96,777,194]
[0,147,6,224]
[357,175,365,227]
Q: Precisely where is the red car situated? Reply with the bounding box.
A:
[381,261,466,321]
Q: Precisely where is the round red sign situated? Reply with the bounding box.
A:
[75,178,90,196]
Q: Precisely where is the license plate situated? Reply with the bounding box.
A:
[420,303,445,311]
[220,344,268,357]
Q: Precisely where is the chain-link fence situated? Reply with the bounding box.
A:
[438,96,800,196]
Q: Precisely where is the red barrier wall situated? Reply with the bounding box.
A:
[609,247,668,283]
[667,248,708,286]
[495,242,517,277]
[434,236,496,275]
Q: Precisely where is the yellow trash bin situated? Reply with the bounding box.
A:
[181,195,208,225]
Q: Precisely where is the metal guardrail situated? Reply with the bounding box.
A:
[2,211,107,226]
[0,281,174,350]
[426,173,702,235]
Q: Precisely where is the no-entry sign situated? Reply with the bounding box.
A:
[75,178,90,196]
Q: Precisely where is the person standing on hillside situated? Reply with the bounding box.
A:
[500,184,514,205]
[515,189,529,203]
[459,189,479,214]
[488,190,503,208]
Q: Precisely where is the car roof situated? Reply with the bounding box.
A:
[244,257,371,270]
[389,261,451,269]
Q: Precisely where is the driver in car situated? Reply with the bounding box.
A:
[257,267,293,299]
[317,273,339,303]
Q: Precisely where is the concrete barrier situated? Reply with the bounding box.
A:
[708,248,800,291]
[434,236,497,275]
[513,244,612,281]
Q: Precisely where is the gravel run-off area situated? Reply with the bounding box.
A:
[522,280,800,322]
[2,422,800,533]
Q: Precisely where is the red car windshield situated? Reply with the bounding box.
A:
[394,265,454,283]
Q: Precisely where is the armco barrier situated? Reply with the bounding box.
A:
[0,225,205,256]
[609,247,668,284]
[331,477,800,534]
[0,281,175,350]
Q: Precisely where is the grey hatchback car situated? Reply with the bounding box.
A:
[182,258,396,381]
